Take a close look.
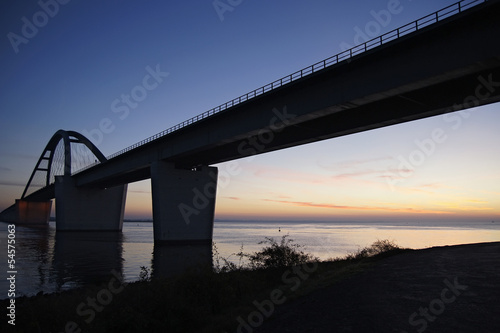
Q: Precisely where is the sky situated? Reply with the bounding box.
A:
[0,0,499,223]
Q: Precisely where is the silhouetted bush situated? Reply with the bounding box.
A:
[243,235,319,269]
[345,239,405,260]
[212,242,244,273]
[214,235,319,272]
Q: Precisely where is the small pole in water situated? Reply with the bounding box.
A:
[278,227,281,232]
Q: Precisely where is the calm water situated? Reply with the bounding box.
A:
[0,220,499,299]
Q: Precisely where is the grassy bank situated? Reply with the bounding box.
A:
[1,238,410,332]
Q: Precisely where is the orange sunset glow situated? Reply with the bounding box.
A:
[122,106,500,223]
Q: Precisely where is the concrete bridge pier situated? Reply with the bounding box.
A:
[8,199,52,225]
[55,175,127,231]
[151,161,218,244]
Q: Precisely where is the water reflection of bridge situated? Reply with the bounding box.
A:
[6,225,211,296]
[53,231,210,283]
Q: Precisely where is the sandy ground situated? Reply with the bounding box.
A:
[252,242,500,333]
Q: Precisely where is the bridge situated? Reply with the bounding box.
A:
[1,0,500,244]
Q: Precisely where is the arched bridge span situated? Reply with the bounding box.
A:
[22,130,107,199]
[1,130,126,229]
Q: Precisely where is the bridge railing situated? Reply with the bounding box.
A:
[78,0,486,170]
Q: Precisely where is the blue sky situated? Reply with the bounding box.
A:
[1,0,499,222]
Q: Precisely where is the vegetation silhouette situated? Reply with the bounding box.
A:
[213,234,318,272]
[1,238,408,333]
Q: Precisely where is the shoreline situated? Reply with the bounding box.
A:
[1,220,498,301]
[256,241,500,333]
[1,241,499,332]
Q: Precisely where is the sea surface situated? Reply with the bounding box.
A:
[0,220,499,299]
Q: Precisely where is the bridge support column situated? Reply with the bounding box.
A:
[55,175,127,231]
[13,199,52,225]
[151,161,218,244]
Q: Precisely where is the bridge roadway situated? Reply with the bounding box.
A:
[73,0,500,190]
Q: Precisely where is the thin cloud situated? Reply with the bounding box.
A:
[252,166,325,185]
[418,183,443,189]
[402,183,445,194]
[477,189,500,196]
[225,197,241,201]
[318,156,393,171]
[434,200,493,212]
[0,180,26,187]
[3,153,38,160]
[249,163,395,188]
[264,192,293,200]
[322,157,404,185]
[263,199,451,214]
[467,199,488,204]
[377,168,414,180]
[331,169,384,181]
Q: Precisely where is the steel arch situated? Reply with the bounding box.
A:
[21,130,106,199]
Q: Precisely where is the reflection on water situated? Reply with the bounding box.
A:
[0,222,213,299]
[213,221,500,262]
[152,244,212,278]
[8,225,56,296]
[52,231,124,290]
[0,220,499,298]
[0,224,129,297]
